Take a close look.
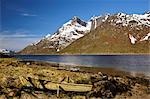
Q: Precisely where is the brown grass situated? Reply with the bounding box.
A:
[60,24,150,54]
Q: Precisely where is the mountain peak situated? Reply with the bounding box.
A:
[117,12,126,17]
[20,12,150,54]
[144,11,150,14]
[33,16,92,52]
[72,16,80,21]
[71,16,87,27]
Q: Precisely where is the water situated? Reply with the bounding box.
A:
[15,55,150,75]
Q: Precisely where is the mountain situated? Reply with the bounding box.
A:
[0,49,15,58]
[20,12,150,54]
[0,49,11,54]
[60,12,150,54]
[20,16,91,54]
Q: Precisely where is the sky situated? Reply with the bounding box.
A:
[0,0,150,51]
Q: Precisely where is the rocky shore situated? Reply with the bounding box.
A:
[0,58,149,99]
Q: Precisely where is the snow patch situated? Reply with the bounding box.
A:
[129,34,137,44]
[140,33,150,41]
[45,34,51,38]
[116,13,150,27]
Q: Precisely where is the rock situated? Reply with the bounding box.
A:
[26,62,31,65]
[126,91,132,96]
[90,73,108,83]
[72,95,86,99]
[108,76,113,81]
[8,91,15,97]
[20,93,37,99]
[88,73,133,98]
[102,90,113,98]
[98,72,103,76]
[94,81,107,87]
[0,95,6,99]
[6,77,17,88]
[89,80,116,98]
[102,75,108,80]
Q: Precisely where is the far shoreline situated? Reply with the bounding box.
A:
[16,53,150,55]
[13,54,150,78]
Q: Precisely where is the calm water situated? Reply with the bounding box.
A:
[15,55,150,75]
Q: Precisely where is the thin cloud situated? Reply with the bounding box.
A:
[21,13,37,17]
[0,34,41,38]
[0,30,42,38]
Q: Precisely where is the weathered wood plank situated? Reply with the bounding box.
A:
[45,82,92,92]
[19,77,92,92]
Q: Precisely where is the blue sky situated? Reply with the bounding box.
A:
[0,0,149,51]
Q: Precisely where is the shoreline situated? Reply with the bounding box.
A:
[0,58,149,98]
[17,53,150,55]
[9,57,150,81]
[17,58,150,78]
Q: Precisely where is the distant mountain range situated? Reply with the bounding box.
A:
[0,49,15,57]
[20,12,150,54]
[0,49,11,54]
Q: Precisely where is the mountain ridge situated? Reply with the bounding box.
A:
[20,12,150,54]
[20,16,92,54]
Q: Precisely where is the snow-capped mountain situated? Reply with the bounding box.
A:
[20,12,150,54]
[43,16,91,51]
[91,12,150,44]
[20,16,92,54]
[0,49,10,54]
[115,12,150,44]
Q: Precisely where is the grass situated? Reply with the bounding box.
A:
[60,24,150,54]
[0,58,91,84]
[0,58,17,61]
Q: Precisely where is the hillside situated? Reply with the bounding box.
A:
[60,24,150,54]
[60,13,150,54]
[20,12,150,54]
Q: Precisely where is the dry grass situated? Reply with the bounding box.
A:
[0,58,91,84]
[60,24,150,54]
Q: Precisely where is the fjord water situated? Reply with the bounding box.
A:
[15,55,150,75]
